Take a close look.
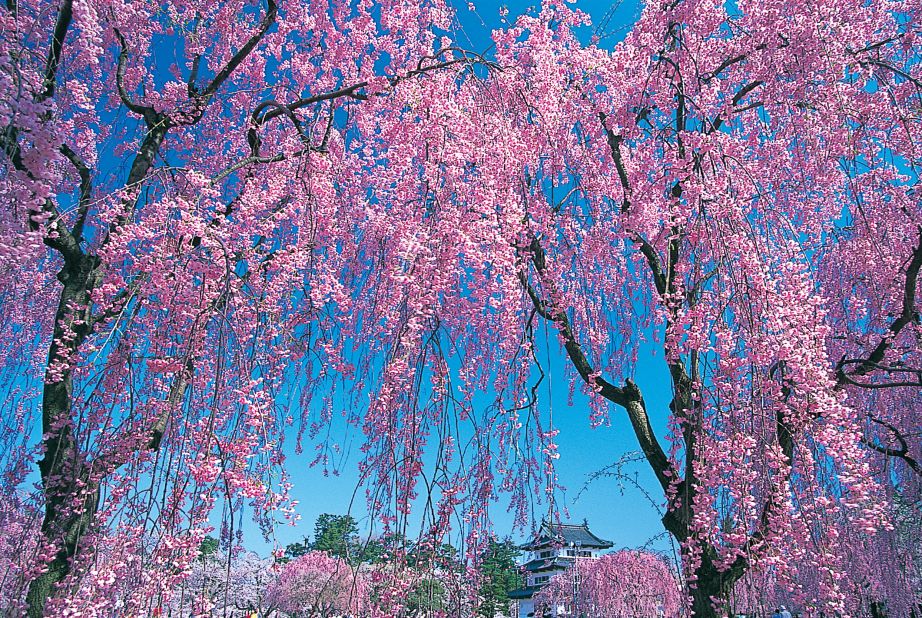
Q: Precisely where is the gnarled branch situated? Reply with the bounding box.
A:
[518,237,678,496]
[837,227,922,384]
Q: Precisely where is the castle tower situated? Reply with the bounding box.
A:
[508,519,613,618]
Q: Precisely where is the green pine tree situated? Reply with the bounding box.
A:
[312,513,360,562]
[477,539,523,618]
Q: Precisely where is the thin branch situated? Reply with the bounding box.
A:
[518,237,677,495]
[262,54,489,124]
[599,112,631,213]
[212,148,312,184]
[187,13,203,96]
[200,0,277,99]
[703,53,746,82]
[709,80,764,133]
[113,28,155,117]
[89,273,147,327]
[860,59,922,90]
[864,414,922,476]
[248,100,313,154]
[634,233,668,296]
[94,356,193,472]
[838,374,921,389]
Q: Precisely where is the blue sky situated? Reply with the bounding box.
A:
[455,0,643,51]
[244,0,686,560]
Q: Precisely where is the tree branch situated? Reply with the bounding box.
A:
[212,148,312,184]
[859,58,922,90]
[94,355,193,472]
[40,0,73,101]
[837,227,922,383]
[598,112,631,213]
[709,80,764,133]
[59,143,92,242]
[0,126,84,263]
[200,0,277,99]
[727,407,795,576]
[113,28,155,117]
[261,54,488,125]
[519,237,677,494]
[863,414,922,476]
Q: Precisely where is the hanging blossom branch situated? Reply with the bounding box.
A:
[836,227,922,385]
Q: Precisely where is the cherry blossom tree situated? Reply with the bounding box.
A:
[266,551,366,618]
[730,493,922,617]
[535,550,682,618]
[3,0,921,615]
[170,549,280,617]
[334,0,922,615]
[360,536,475,618]
[0,0,487,614]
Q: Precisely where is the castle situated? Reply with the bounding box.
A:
[508,519,613,618]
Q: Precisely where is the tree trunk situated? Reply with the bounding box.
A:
[688,552,738,618]
[663,508,742,618]
[26,257,99,617]
[25,478,99,617]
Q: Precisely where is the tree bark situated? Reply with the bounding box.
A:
[688,554,736,618]
[26,254,101,617]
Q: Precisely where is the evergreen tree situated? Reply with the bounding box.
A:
[198,536,219,559]
[477,539,522,618]
[312,513,360,562]
[406,578,447,615]
[282,537,311,563]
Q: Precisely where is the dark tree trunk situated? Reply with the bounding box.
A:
[689,551,739,618]
[25,257,100,617]
[663,507,743,618]
[25,479,99,617]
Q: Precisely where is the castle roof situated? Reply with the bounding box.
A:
[508,585,541,600]
[520,519,613,551]
[521,556,575,573]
